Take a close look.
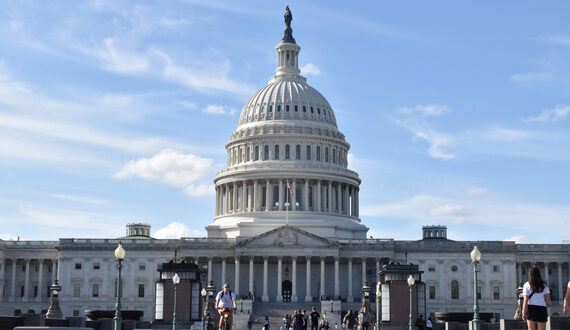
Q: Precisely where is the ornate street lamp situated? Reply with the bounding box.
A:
[376,282,382,330]
[201,288,208,330]
[407,275,415,330]
[114,243,126,330]
[514,281,524,320]
[45,280,63,319]
[362,281,371,305]
[172,273,180,330]
[470,246,482,330]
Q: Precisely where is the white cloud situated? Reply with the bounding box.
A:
[94,38,150,74]
[463,187,487,197]
[20,205,123,232]
[539,35,570,46]
[0,233,19,240]
[153,222,205,239]
[202,104,235,116]
[300,63,320,76]
[50,194,107,205]
[427,204,478,217]
[523,105,570,123]
[184,184,215,197]
[114,149,213,188]
[399,104,451,116]
[503,235,527,243]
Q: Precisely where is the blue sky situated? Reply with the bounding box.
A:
[1,1,569,243]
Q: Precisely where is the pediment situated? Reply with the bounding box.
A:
[237,225,338,248]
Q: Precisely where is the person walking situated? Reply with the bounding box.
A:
[357,305,371,330]
[342,309,356,330]
[293,309,305,330]
[309,306,320,330]
[302,309,309,330]
[522,267,551,330]
[564,280,570,314]
[264,315,270,330]
[426,317,433,329]
[283,313,292,330]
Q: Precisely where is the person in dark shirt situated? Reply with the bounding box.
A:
[310,306,320,330]
[343,309,356,330]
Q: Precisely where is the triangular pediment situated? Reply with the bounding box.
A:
[237,225,338,248]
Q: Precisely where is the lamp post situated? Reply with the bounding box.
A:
[201,288,207,330]
[407,275,415,330]
[376,282,382,330]
[362,281,371,305]
[114,243,126,330]
[470,246,482,330]
[172,273,180,330]
[45,280,63,319]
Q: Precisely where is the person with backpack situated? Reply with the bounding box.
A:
[522,267,551,330]
[215,283,237,329]
[293,309,305,330]
[309,307,320,330]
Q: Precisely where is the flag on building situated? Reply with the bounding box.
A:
[287,180,294,197]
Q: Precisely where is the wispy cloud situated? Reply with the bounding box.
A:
[523,105,570,123]
[463,187,487,197]
[202,104,236,116]
[114,149,215,197]
[301,63,320,76]
[395,118,455,159]
[153,222,205,239]
[537,35,570,46]
[399,104,451,116]
[50,194,108,205]
[20,205,123,232]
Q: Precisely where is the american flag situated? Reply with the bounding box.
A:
[287,181,294,197]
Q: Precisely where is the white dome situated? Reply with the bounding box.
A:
[237,79,338,129]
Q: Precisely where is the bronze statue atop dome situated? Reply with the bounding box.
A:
[281,6,296,44]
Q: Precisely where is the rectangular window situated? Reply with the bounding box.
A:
[429,286,436,299]
[33,285,38,297]
[93,263,100,270]
[73,310,80,317]
[139,263,146,271]
[493,286,500,300]
[493,265,499,272]
[306,146,311,160]
[21,285,25,297]
[73,283,81,298]
[74,263,82,270]
[428,265,435,272]
[138,284,145,298]
[22,265,26,272]
[92,283,99,297]
[255,146,259,161]
[155,282,164,320]
[316,146,321,161]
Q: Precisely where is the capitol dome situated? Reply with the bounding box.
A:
[207,7,367,239]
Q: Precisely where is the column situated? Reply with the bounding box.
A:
[327,182,332,212]
[305,258,312,302]
[232,182,237,213]
[36,260,43,302]
[221,258,226,285]
[262,257,269,302]
[242,180,247,212]
[376,259,381,282]
[292,180,296,211]
[215,186,219,215]
[337,184,341,214]
[544,263,549,283]
[304,180,309,211]
[266,180,271,211]
[277,257,283,302]
[320,257,325,299]
[291,257,298,302]
[316,180,321,212]
[279,180,284,211]
[516,262,521,284]
[362,259,366,286]
[344,185,349,215]
[558,263,563,302]
[347,258,354,302]
[234,257,240,296]
[356,189,359,217]
[22,259,30,302]
[249,257,254,297]
[334,257,339,299]
[253,181,258,211]
[10,259,16,302]
[208,258,213,282]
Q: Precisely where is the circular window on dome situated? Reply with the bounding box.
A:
[317,108,321,114]
[451,265,458,272]
[269,105,273,113]
[310,107,314,113]
[303,106,306,113]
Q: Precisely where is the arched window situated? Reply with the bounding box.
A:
[316,146,321,161]
[273,186,279,206]
[317,108,321,114]
[269,105,273,113]
[306,146,311,160]
[277,105,281,112]
[247,147,250,161]
[294,105,298,112]
[451,280,459,300]
[264,145,269,160]
[286,105,290,112]
[303,106,307,113]
[274,145,279,160]
[333,148,336,163]
[255,146,259,161]
[285,145,290,159]
[296,145,301,160]
[238,147,242,163]
[325,148,329,162]
[310,107,314,113]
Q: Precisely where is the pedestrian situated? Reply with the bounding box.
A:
[357,305,371,330]
[283,313,292,330]
[247,315,253,330]
[522,266,551,330]
[264,315,270,330]
[562,281,570,314]
[426,317,433,329]
[416,315,426,330]
[294,309,305,330]
[342,309,356,330]
[302,309,309,330]
[310,306,320,330]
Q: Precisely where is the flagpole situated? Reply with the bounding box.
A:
[286,180,289,225]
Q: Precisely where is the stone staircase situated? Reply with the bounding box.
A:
[251,301,319,328]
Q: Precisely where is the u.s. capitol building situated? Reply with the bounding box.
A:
[0,7,568,324]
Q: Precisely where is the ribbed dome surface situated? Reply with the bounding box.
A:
[237,79,338,129]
